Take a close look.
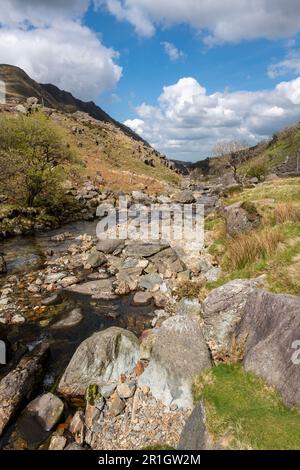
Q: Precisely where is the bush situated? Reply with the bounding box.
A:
[0,112,79,207]
[245,161,267,180]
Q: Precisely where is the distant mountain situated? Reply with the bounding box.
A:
[0,64,146,144]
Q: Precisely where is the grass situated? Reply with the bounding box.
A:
[193,364,300,450]
[175,280,208,303]
[275,202,300,224]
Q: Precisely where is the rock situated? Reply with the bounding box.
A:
[178,401,208,450]
[96,239,125,254]
[69,410,85,445]
[124,243,167,258]
[116,381,136,399]
[177,270,191,282]
[175,190,195,204]
[67,279,117,300]
[11,314,25,324]
[175,298,202,317]
[64,442,84,450]
[224,201,261,237]
[0,254,7,274]
[139,273,163,292]
[15,104,27,114]
[108,393,125,417]
[132,291,153,306]
[44,272,68,284]
[26,393,64,431]
[41,294,60,306]
[116,258,149,291]
[204,267,221,282]
[202,279,257,359]
[51,308,83,329]
[153,291,168,308]
[58,328,140,397]
[86,249,106,268]
[59,276,78,288]
[131,191,151,203]
[150,247,185,276]
[0,342,49,436]
[138,315,211,408]
[85,403,100,429]
[48,435,67,450]
[100,382,117,398]
[236,289,300,406]
[249,177,259,184]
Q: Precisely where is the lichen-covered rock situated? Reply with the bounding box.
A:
[138,315,211,408]
[58,327,140,397]
[224,201,261,237]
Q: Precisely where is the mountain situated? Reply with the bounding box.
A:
[0,64,146,144]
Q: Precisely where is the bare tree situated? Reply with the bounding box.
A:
[213,139,249,180]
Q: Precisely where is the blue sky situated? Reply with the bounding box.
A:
[1,1,300,161]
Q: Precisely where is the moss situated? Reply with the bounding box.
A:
[193,364,300,450]
[85,384,102,406]
[143,444,175,450]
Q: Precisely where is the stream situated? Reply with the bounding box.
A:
[0,220,155,449]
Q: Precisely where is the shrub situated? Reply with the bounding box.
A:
[0,112,78,207]
[224,228,283,269]
[275,203,300,224]
[245,161,267,180]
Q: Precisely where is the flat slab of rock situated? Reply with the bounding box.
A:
[0,342,49,436]
[96,239,125,255]
[66,279,117,300]
[236,289,300,406]
[132,291,153,306]
[58,327,140,397]
[138,315,211,408]
[51,308,83,329]
[26,392,64,431]
[124,242,168,258]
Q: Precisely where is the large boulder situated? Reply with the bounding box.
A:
[236,289,300,406]
[0,342,49,436]
[58,328,140,397]
[224,201,261,237]
[138,315,211,408]
[202,279,258,358]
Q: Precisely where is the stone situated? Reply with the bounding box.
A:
[85,403,100,429]
[86,249,106,268]
[41,294,60,306]
[131,191,151,203]
[153,292,168,308]
[69,410,85,445]
[175,190,195,204]
[132,291,153,306]
[66,279,117,300]
[26,393,64,431]
[117,381,136,399]
[139,273,163,292]
[100,382,117,398]
[64,442,84,450]
[48,435,67,450]
[138,315,211,408]
[224,201,261,237]
[236,289,300,406]
[96,239,125,254]
[202,279,257,358]
[150,247,185,276]
[204,267,221,282]
[124,243,167,258]
[175,298,202,317]
[58,328,140,397]
[59,276,78,288]
[28,283,40,293]
[108,393,125,417]
[0,342,49,436]
[51,308,83,329]
[44,272,68,284]
[11,314,25,324]
[177,270,191,282]
[0,254,8,273]
[178,401,208,450]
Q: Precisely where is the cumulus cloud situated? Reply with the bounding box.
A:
[98,0,300,43]
[268,50,300,79]
[161,42,185,61]
[0,0,122,101]
[124,76,300,161]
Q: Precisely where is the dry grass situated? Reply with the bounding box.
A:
[275,202,300,224]
[213,335,248,364]
[175,280,209,303]
[225,228,283,269]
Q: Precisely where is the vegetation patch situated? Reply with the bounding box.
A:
[193,364,300,450]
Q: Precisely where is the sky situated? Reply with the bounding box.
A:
[1,1,300,161]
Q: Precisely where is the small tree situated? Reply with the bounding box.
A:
[213,139,249,180]
[0,112,76,207]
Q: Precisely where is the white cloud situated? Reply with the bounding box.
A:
[268,50,300,79]
[98,0,300,43]
[124,76,300,161]
[0,1,122,101]
[161,42,185,61]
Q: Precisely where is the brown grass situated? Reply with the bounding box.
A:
[275,202,300,224]
[225,228,283,269]
[213,335,248,364]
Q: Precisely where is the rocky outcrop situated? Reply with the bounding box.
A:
[0,342,49,436]
[138,315,212,408]
[236,289,300,406]
[58,328,140,397]
[224,201,261,237]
